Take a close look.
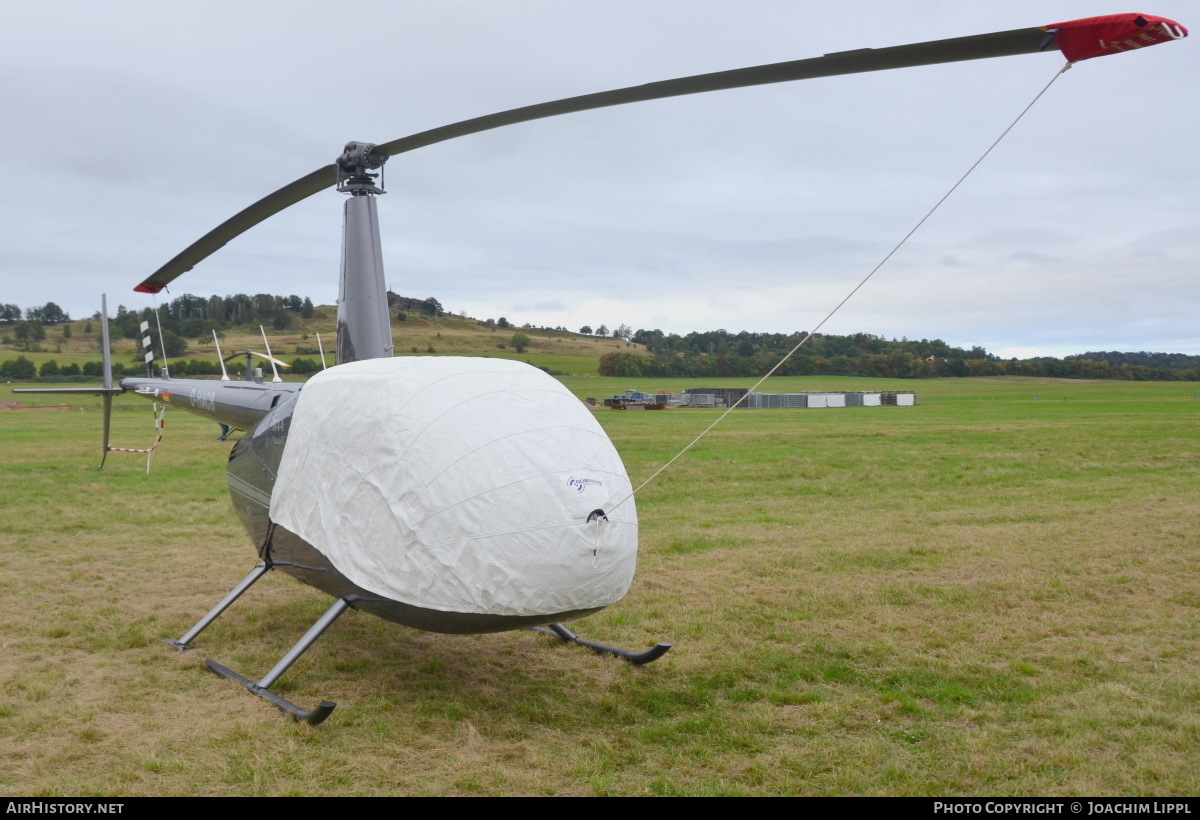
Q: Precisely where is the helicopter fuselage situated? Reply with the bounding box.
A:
[123,367,621,634]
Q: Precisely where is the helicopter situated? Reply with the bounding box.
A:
[16,12,1187,724]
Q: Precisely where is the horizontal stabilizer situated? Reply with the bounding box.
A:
[12,386,124,395]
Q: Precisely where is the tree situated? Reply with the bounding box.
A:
[511,333,531,353]
[497,317,510,328]
[28,302,69,324]
[598,351,656,377]
[39,360,60,377]
[160,329,188,358]
[253,293,276,322]
[632,328,665,351]
[596,324,608,337]
[0,356,36,380]
[301,297,314,319]
[62,324,72,339]
[579,325,592,335]
[289,357,320,375]
[180,317,207,337]
[614,323,632,340]
[422,297,443,317]
[13,320,45,350]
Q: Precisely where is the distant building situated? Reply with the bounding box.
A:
[745,391,916,408]
[681,387,749,408]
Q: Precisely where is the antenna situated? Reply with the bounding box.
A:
[259,326,283,383]
[153,304,170,379]
[213,330,230,381]
[316,333,328,370]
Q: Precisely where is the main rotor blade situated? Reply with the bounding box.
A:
[136,164,336,293]
[142,15,1187,295]
[371,26,1056,161]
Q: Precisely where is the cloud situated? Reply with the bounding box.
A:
[2,1,1196,355]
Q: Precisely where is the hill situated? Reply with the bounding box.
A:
[0,303,643,379]
[5,295,1199,383]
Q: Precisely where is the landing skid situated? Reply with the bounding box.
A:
[205,660,337,726]
[204,597,350,726]
[166,565,670,725]
[530,622,672,665]
[164,562,349,725]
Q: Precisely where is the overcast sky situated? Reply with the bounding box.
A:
[1,1,1195,358]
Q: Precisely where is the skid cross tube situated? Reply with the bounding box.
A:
[164,562,269,651]
[205,596,351,725]
[531,622,672,665]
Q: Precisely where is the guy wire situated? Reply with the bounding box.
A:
[610,61,1073,511]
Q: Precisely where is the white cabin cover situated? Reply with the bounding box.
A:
[270,358,637,617]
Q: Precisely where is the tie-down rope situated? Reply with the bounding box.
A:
[610,61,1073,512]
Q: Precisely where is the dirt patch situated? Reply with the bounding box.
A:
[1,400,69,411]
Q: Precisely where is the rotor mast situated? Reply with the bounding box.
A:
[335,142,394,365]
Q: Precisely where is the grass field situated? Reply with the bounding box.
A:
[1,376,1197,796]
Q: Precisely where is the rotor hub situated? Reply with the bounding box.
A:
[336,141,386,195]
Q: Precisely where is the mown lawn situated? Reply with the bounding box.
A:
[0,377,1197,795]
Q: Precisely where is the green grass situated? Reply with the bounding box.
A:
[461,351,600,375]
[1,376,1198,795]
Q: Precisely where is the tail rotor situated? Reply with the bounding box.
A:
[12,295,125,468]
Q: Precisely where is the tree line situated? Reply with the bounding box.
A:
[109,293,316,338]
[598,330,1200,381]
[2,293,318,351]
[7,293,1200,383]
[1064,350,1200,371]
[0,302,71,324]
[0,355,325,381]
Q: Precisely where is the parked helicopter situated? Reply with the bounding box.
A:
[17,13,1187,724]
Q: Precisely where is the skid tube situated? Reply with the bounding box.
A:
[205,659,337,726]
[530,622,672,665]
[204,596,351,726]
